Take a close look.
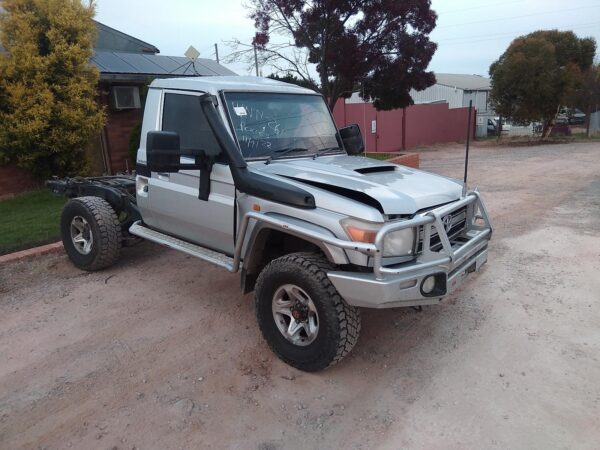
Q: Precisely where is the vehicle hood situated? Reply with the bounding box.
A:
[254,155,463,215]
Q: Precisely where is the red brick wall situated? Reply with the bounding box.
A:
[99,83,143,174]
[0,164,41,198]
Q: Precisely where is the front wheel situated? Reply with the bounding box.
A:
[254,252,361,372]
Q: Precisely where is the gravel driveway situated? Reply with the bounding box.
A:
[1,142,599,449]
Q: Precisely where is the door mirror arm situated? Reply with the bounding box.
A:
[172,149,216,201]
[196,151,215,201]
[174,149,216,201]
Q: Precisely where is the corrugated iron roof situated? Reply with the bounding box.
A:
[434,73,491,91]
[91,51,237,80]
[94,21,160,54]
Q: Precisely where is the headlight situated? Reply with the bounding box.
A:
[383,228,416,256]
[341,218,416,257]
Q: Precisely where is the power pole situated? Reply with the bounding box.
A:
[214,43,219,64]
[253,44,259,77]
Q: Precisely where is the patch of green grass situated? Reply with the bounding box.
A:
[570,132,600,141]
[475,135,499,141]
[0,190,65,255]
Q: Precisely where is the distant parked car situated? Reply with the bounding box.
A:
[568,108,586,125]
[487,118,511,135]
[558,107,586,126]
[496,118,512,132]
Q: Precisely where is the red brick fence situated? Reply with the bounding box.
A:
[0,164,41,198]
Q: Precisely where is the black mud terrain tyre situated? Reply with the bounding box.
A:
[255,252,361,372]
[60,196,121,271]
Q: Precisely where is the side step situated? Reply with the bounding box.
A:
[129,221,235,271]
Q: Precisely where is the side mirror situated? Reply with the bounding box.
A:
[339,124,365,155]
[146,131,181,173]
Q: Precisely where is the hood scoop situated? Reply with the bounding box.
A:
[354,165,396,175]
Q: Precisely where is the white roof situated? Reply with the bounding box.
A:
[150,76,318,96]
[434,73,491,91]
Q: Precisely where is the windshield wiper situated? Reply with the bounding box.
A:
[314,147,344,158]
[266,147,309,164]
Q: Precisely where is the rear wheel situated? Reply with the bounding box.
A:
[60,196,121,271]
[255,252,361,372]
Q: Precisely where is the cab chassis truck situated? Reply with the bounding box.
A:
[49,77,492,371]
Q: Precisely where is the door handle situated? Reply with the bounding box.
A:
[157,172,170,179]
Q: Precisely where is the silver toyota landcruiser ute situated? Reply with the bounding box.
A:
[50,76,492,371]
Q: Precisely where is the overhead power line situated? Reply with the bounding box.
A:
[437,22,600,46]
[435,0,523,15]
[436,4,600,29]
[437,21,600,44]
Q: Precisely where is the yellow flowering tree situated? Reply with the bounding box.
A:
[0,0,104,179]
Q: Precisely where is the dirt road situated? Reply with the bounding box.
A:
[1,142,599,449]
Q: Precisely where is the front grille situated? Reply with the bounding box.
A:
[417,206,467,253]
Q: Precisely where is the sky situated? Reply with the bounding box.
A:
[95,0,600,78]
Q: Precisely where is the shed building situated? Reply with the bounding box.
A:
[410,73,494,137]
[414,73,492,111]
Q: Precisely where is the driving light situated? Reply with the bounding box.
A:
[421,275,436,294]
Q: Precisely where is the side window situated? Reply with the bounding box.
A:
[161,93,223,160]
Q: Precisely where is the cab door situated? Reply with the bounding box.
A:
[149,90,235,254]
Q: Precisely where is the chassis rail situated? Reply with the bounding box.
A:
[47,175,142,229]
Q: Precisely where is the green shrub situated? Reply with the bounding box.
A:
[129,122,142,168]
[0,0,105,179]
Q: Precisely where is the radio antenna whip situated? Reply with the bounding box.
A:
[463,100,473,197]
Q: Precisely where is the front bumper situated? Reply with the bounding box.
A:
[328,240,488,308]
[327,191,492,308]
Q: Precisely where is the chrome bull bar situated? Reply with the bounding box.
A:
[372,190,492,280]
[232,191,492,281]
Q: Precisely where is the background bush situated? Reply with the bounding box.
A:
[0,0,105,179]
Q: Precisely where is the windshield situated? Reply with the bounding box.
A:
[223,92,341,160]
